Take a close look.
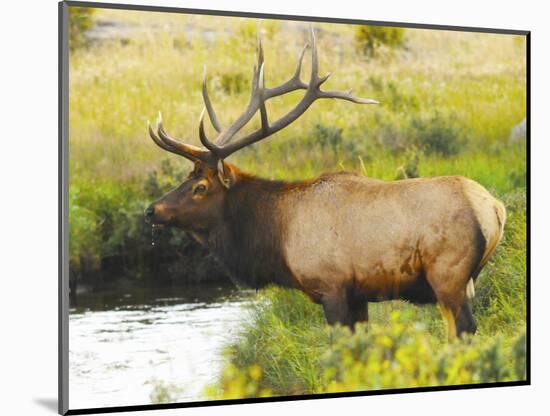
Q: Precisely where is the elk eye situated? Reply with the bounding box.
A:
[194,184,207,194]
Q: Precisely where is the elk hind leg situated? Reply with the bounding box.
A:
[455,301,476,336]
[438,303,458,342]
[427,253,478,341]
[437,299,477,340]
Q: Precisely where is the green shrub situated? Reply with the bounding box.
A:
[220,72,248,95]
[409,112,468,157]
[205,363,272,400]
[355,25,405,56]
[395,145,423,179]
[311,123,344,154]
[323,313,518,392]
[209,308,526,399]
[368,76,420,113]
[69,185,101,274]
[69,6,96,50]
[144,159,187,198]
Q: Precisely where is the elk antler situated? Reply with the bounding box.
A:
[148,27,378,165]
[148,113,214,163]
[199,27,378,159]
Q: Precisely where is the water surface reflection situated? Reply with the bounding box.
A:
[69,284,253,410]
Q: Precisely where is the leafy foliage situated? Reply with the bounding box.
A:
[69,7,96,50]
[409,112,469,157]
[208,308,526,399]
[322,313,522,392]
[311,123,344,155]
[395,145,423,179]
[355,25,406,56]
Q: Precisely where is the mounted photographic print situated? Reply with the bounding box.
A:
[59,1,529,414]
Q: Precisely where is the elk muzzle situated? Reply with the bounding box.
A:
[144,202,174,226]
[144,204,155,224]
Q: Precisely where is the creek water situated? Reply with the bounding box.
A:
[69,284,253,410]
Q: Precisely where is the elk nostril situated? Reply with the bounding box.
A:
[144,205,155,221]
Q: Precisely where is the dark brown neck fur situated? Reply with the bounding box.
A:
[205,173,301,289]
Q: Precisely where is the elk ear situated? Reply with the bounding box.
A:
[193,160,204,176]
[217,160,236,189]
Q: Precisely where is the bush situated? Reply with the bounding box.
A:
[220,72,248,95]
[208,308,526,399]
[68,6,96,50]
[69,185,101,275]
[355,25,405,56]
[311,123,344,154]
[69,165,229,288]
[368,76,420,113]
[322,313,520,392]
[395,145,423,179]
[204,364,272,400]
[409,112,468,157]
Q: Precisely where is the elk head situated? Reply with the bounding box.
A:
[144,27,378,234]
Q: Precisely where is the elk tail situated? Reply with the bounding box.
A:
[467,199,507,300]
[466,278,475,300]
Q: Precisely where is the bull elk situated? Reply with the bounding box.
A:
[145,28,506,340]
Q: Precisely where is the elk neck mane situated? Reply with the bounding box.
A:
[204,170,312,290]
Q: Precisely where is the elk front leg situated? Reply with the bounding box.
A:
[320,288,367,329]
[321,290,353,327]
[349,295,369,327]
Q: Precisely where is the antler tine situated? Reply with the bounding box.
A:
[214,34,268,148]
[250,34,265,95]
[264,42,308,99]
[307,27,332,88]
[203,31,310,151]
[189,26,377,162]
[257,63,269,134]
[198,107,220,152]
[310,27,319,84]
[210,27,378,160]
[202,66,224,133]
[148,119,177,154]
[152,112,212,162]
[257,32,264,69]
[319,88,379,104]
